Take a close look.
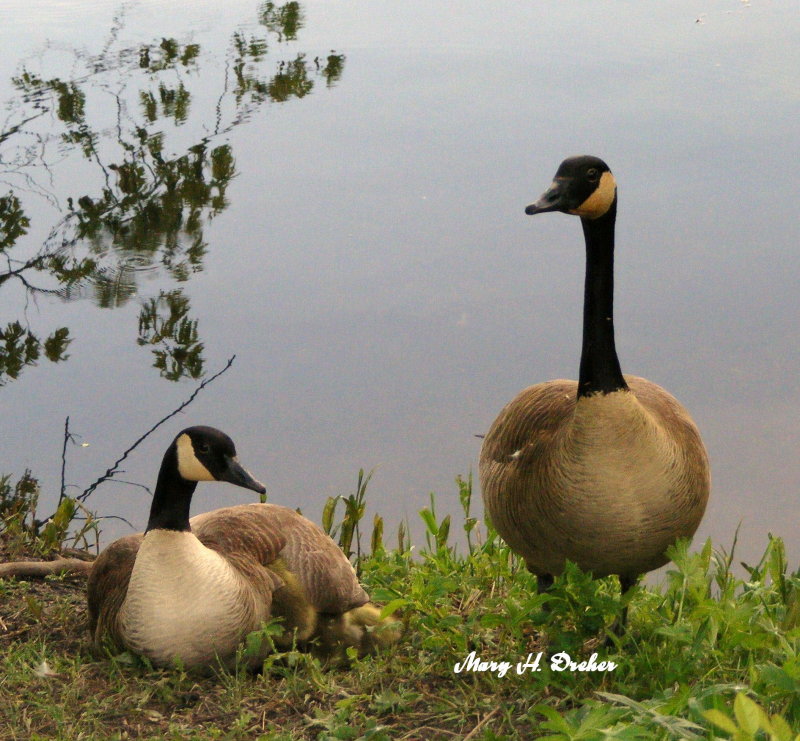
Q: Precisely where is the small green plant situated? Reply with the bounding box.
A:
[456,472,478,554]
[419,491,451,553]
[396,517,411,553]
[321,467,373,563]
[0,470,40,555]
[241,618,286,665]
[535,561,626,653]
[370,513,384,555]
[1,468,99,558]
[704,693,799,741]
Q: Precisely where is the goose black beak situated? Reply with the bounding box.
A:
[220,456,267,495]
[525,179,569,215]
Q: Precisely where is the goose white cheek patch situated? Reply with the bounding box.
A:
[176,434,215,481]
[571,171,617,219]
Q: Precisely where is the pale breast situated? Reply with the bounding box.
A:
[480,376,710,578]
[119,531,265,668]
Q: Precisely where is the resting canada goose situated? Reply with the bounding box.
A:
[87,426,397,669]
[480,155,710,602]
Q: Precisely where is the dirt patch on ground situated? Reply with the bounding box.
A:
[0,565,89,654]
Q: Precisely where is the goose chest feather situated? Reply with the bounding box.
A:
[87,426,395,669]
[479,156,710,586]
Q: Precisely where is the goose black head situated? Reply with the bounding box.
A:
[525,155,617,220]
[174,425,266,495]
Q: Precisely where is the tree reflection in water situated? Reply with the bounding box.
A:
[0,1,344,385]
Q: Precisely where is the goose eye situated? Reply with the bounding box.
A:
[197,442,211,455]
[587,168,599,181]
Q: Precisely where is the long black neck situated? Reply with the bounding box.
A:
[146,444,196,532]
[577,200,627,398]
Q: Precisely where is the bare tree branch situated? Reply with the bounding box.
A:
[0,110,47,146]
[59,416,70,508]
[76,354,236,504]
[71,513,135,529]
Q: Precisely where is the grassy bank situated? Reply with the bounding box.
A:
[1,472,799,740]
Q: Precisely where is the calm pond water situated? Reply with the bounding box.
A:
[1,0,798,574]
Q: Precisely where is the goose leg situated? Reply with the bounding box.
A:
[606,573,639,643]
[535,572,554,595]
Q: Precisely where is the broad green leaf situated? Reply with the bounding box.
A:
[379,598,409,620]
[733,693,764,735]
[703,709,738,734]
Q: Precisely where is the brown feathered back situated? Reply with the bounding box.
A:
[191,504,369,613]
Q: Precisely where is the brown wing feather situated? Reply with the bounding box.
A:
[87,533,143,648]
[480,379,577,467]
[479,380,577,572]
[193,503,369,613]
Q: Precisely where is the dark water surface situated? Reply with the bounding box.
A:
[2,0,798,574]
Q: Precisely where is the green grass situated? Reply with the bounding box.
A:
[1,471,799,739]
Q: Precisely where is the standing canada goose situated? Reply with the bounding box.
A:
[479,155,710,603]
[87,426,397,669]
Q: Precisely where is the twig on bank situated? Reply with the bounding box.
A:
[462,708,500,741]
[0,558,93,579]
